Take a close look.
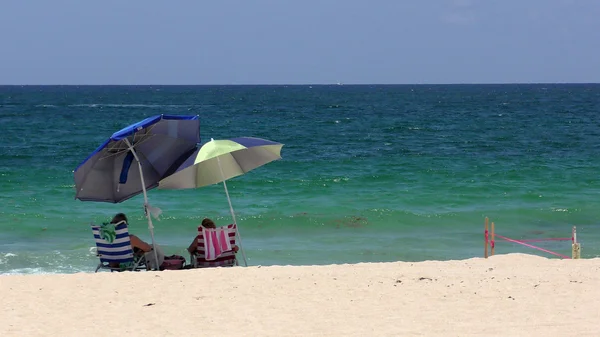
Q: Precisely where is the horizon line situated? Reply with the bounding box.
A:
[0,82,599,86]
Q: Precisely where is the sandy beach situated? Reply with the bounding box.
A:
[2,253,599,337]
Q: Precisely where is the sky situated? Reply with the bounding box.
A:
[1,0,599,85]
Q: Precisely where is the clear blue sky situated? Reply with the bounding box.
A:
[1,0,599,84]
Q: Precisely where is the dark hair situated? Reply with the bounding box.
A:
[201,218,216,228]
[111,213,128,224]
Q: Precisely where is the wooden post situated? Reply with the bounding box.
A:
[572,226,581,259]
[484,217,489,258]
[491,222,495,256]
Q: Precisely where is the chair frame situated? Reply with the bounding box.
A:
[94,255,147,273]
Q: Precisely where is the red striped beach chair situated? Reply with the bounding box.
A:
[190,224,238,268]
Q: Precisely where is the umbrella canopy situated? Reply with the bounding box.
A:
[158,137,284,267]
[74,114,200,203]
[158,137,283,190]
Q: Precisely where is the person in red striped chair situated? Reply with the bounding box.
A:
[187,218,239,254]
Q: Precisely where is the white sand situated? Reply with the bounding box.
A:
[2,253,599,337]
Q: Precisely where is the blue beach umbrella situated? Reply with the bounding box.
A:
[158,137,284,266]
[74,114,200,266]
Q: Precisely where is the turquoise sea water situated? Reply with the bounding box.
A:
[1,84,600,274]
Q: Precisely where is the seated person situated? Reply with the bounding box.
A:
[110,213,164,269]
[187,218,239,255]
[111,213,152,254]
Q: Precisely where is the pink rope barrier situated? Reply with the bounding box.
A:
[519,237,572,243]
[493,234,571,259]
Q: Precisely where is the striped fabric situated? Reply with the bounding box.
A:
[91,221,135,266]
[194,224,237,268]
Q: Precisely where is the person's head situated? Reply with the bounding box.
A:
[201,218,216,229]
[111,213,128,224]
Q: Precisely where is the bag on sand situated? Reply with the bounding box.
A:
[160,255,186,270]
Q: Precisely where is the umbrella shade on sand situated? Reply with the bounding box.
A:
[158,137,284,266]
[74,114,200,267]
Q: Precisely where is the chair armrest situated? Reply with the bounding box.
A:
[189,252,198,268]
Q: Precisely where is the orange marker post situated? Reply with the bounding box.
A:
[484,217,489,258]
[491,222,495,256]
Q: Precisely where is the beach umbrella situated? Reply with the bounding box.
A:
[158,137,284,266]
[74,114,200,267]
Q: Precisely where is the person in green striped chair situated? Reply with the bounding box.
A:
[110,213,164,269]
[111,213,152,254]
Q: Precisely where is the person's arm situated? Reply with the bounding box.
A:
[187,236,199,254]
[130,234,152,252]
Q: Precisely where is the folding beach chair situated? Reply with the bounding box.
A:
[190,224,238,268]
[91,221,146,272]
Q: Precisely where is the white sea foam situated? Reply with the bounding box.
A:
[0,253,16,264]
[0,268,61,276]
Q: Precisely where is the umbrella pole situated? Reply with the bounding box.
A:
[125,139,160,270]
[216,156,248,267]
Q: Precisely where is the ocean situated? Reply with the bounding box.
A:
[1,84,600,274]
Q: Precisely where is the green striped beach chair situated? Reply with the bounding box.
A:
[91,221,146,272]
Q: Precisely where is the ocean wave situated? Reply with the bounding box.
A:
[0,252,15,258]
[0,268,63,276]
[0,249,95,275]
[0,253,16,266]
[69,104,196,108]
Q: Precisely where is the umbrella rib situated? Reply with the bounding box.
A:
[229,150,253,174]
[101,124,159,160]
[136,150,161,187]
[101,134,156,160]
